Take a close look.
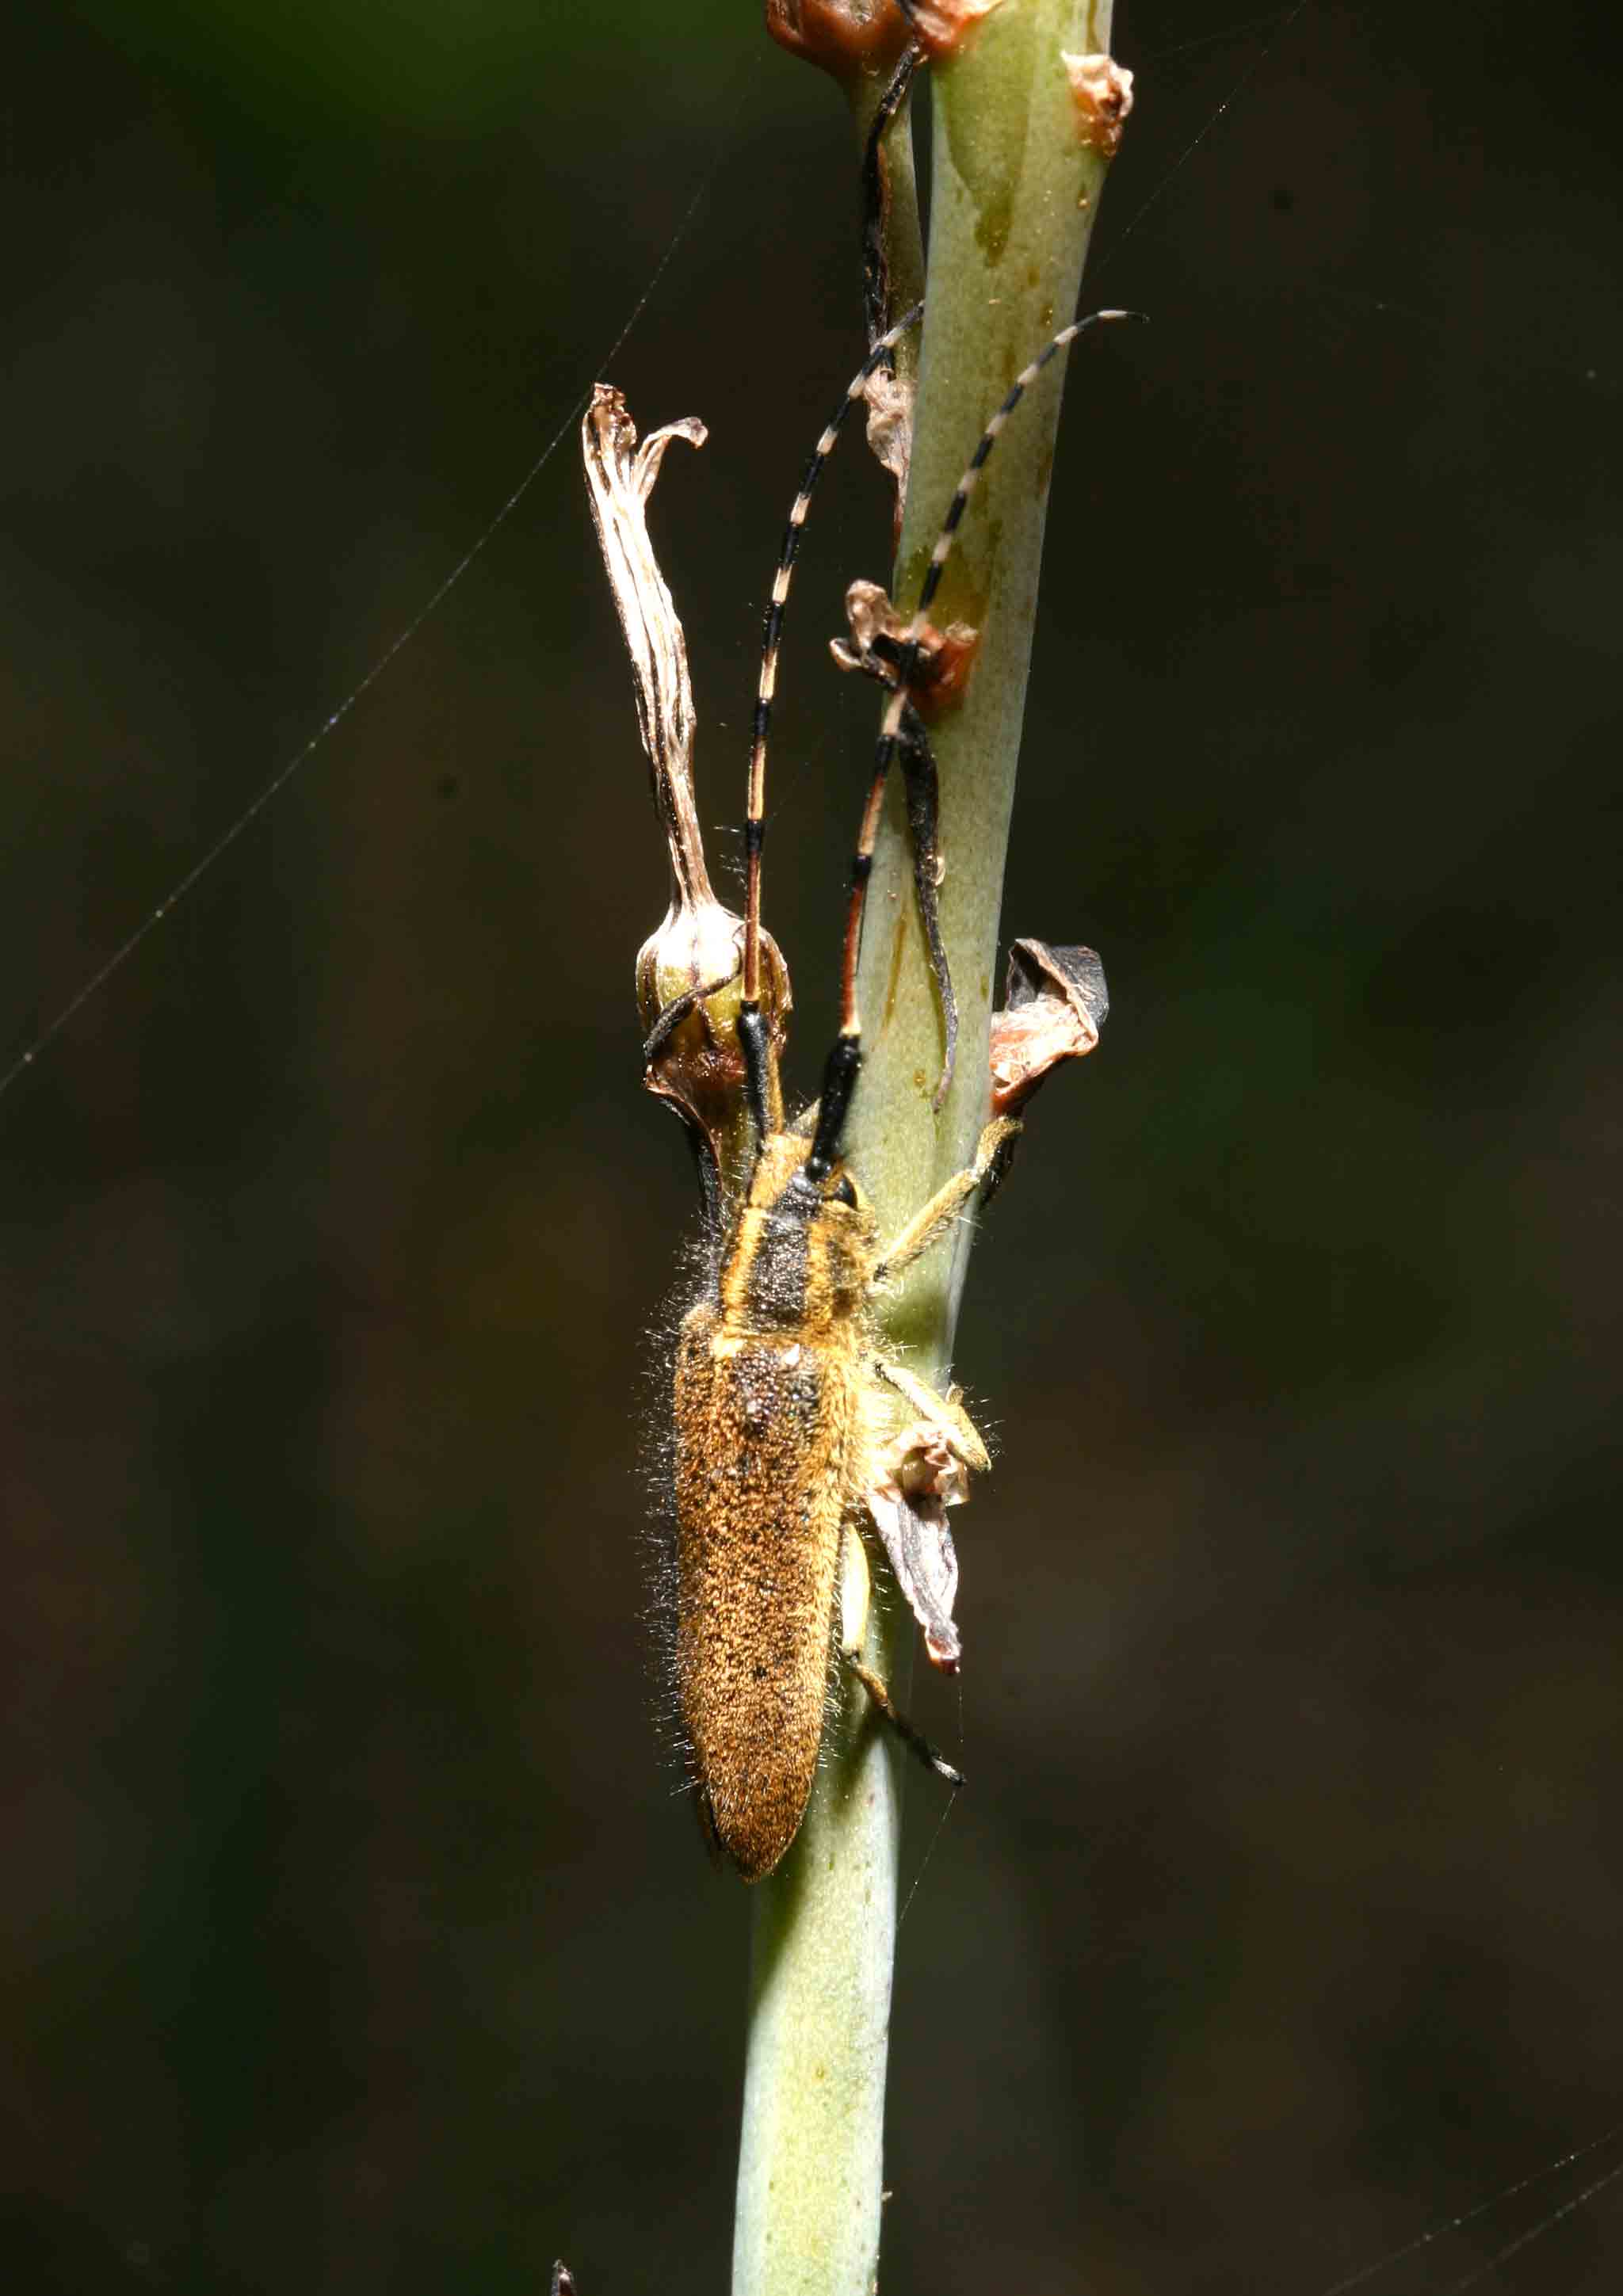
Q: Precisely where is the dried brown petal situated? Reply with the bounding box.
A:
[867,1415,979,1672]
[988,937,1108,1117]
[869,1488,961,1671]
[1062,51,1135,158]
[582,386,708,910]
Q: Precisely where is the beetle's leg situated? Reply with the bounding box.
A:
[869,1358,989,1474]
[871,1115,1022,1287]
[859,39,921,385]
[838,1529,963,1787]
[845,1653,962,1787]
[894,702,957,1108]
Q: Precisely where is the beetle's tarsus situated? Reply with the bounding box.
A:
[844,1653,963,1789]
[641,965,739,1068]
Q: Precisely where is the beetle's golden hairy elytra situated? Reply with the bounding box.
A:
[674,1123,1009,1879]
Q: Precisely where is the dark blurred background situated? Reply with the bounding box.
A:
[3,2,1621,2290]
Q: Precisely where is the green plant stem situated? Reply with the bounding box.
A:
[733,8,1118,2294]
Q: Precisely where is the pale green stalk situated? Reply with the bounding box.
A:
[732,6,1121,2294]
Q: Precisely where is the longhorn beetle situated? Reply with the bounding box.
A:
[642,309,1128,1881]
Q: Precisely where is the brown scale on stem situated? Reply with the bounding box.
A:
[831,576,980,716]
[1063,50,1135,157]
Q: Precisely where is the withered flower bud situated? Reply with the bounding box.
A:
[582,385,790,1194]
